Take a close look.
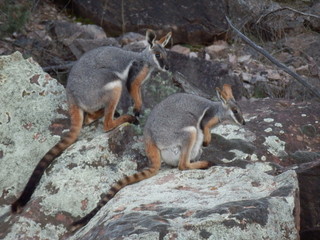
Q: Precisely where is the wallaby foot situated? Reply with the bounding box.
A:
[133,108,140,117]
[84,110,121,125]
[103,114,138,132]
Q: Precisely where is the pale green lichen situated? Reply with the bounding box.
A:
[211,124,256,142]
[5,217,65,240]
[263,136,287,157]
[263,118,274,123]
[0,52,67,198]
[274,123,283,128]
[264,128,272,133]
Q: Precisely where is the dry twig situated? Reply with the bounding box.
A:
[226,16,320,100]
[256,6,320,24]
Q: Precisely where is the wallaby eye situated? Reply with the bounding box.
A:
[232,109,238,114]
[155,53,161,58]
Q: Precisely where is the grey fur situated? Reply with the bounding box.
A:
[66,30,172,113]
[144,92,245,166]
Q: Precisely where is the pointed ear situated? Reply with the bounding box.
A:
[221,84,235,101]
[216,87,227,105]
[158,31,172,47]
[146,29,156,48]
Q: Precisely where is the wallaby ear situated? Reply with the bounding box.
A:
[158,31,172,47]
[221,84,235,101]
[146,29,156,48]
[216,87,227,105]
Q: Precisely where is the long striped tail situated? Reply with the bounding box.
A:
[70,165,159,232]
[11,105,83,213]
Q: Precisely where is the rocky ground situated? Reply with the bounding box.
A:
[0,0,319,239]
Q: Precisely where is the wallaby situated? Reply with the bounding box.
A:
[11,29,172,213]
[71,84,245,231]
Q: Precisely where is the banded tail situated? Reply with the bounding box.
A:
[11,105,84,213]
[70,164,160,232]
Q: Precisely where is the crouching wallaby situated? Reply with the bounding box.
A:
[71,84,245,231]
[11,29,172,214]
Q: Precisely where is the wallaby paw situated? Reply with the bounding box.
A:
[199,160,214,169]
[130,116,139,125]
[202,141,209,147]
[206,161,215,168]
[133,108,141,117]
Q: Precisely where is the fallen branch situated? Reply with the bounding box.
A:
[226,16,320,100]
[256,6,320,24]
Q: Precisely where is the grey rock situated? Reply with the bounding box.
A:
[296,161,320,240]
[166,51,244,100]
[69,0,228,45]
[70,165,299,240]
[53,20,120,59]
[0,52,311,240]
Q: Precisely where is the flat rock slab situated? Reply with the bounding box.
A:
[69,164,299,240]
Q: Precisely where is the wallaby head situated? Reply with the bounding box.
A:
[216,84,245,125]
[145,29,172,71]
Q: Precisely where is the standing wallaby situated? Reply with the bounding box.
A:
[11,29,172,214]
[71,84,245,231]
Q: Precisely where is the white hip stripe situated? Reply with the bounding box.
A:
[103,80,122,91]
[182,126,197,134]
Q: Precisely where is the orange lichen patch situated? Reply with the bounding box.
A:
[30,74,40,85]
[80,198,88,211]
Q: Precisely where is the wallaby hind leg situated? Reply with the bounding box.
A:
[144,138,162,173]
[84,109,120,125]
[104,80,138,132]
[178,127,210,170]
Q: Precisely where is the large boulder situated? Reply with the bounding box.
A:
[1,52,319,239]
[62,0,228,45]
[69,165,299,240]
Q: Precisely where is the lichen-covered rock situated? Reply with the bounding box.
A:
[0,51,68,204]
[69,164,299,240]
[0,52,306,240]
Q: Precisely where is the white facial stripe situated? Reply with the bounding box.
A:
[152,54,162,70]
[229,109,241,125]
